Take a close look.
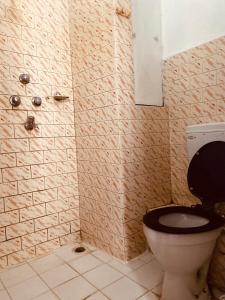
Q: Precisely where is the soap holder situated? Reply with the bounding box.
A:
[53,92,69,101]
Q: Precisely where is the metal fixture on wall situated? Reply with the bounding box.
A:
[19,73,30,84]
[32,97,42,106]
[9,95,21,107]
[24,116,37,131]
[116,7,131,18]
[53,92,69,101]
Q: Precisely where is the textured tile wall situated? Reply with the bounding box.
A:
[3,0,223,269]
[69,0,171,261]
[0,0,80,269]
[115,0,171,260]
[164,36,225,205]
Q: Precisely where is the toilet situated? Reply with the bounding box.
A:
[143,123,225,300]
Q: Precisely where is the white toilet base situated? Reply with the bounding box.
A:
[161,272,210,300]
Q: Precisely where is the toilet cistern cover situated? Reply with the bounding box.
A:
[187,141,225,206]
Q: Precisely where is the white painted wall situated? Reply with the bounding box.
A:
[162,0,225,58]
[132,0,163,106]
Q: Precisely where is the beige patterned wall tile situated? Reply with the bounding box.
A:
[0,228,6,242]
[0,153,16,168]
[18,177,45,194]
[6,220,34,239]
[20,204,46,222]
[5,193,33,211]
[0,198,4,213]
[48,223,70,240]
[0,181,17,198]
[16,151,43,166]
[22,229,47,248]
[2,165,31,182]
[46,200,69,215]
[1,138,29,153]
[35,214,59,231]
[0,50,24,67]
[0,237,21,257]
[217,67,225,84]
[0,19,21,38]
[36,238,60,256]
[59,209,79,224]
[31,163,56,178]
[0,124,14,138]
[33,188,57,204]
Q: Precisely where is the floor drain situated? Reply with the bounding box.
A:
[74,246,86,253]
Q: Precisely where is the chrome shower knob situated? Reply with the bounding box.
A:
[32,97,42,106]
[9,95,21,107]
[19,73,30,84]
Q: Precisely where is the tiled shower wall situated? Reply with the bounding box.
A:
[164,36,225,205]
[0,0,80,270]
[69,0,171,261]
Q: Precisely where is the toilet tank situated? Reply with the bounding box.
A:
[186,123,225,161]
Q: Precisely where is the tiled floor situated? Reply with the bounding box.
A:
[0,244,163,300]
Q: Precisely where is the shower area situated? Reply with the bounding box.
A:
[1,3,225,295]
[0,0,171,269]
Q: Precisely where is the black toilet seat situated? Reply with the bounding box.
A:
[143,206,225,234]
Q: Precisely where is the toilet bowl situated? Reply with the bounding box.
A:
[144,206,224,300]
[143,123,225,300]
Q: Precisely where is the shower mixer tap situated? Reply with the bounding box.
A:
[24,116,38,131]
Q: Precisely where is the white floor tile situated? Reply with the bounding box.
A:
[87,291,108,300]
[128,260,163,289]
[0,264,36,287]
[83,264,123,289]
[30,254,63,274]
[54,276,96,300]
[81,242,97,252]
[109,258,144,274]
[7,276,49,300]
[0,280,4,290]
[40,264,79,288]
[69,254,102,274]
[0,290,11,300]
[138,291,159,300]
[151,283,162,296]
[33,291,58,300]
[54,244,87,262]
[103,277,147,300]
[92,250,113,263]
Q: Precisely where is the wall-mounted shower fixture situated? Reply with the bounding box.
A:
[24,116,37,131]
[32,97,42,106]
[116,7,131,18]
[53,92,69,101]
[9,95,21,107]
[19,73,30,85]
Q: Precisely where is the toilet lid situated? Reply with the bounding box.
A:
[187,141,225,207]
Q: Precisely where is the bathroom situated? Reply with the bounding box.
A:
[0,0,224,299]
